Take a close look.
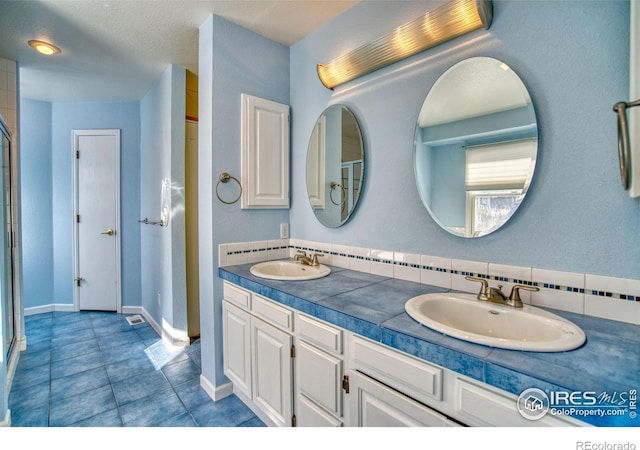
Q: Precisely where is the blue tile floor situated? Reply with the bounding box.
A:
[9,311,265,427]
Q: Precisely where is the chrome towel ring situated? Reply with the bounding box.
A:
[216,172,242,204]
[613,99,640,190]
[329,181,346,206]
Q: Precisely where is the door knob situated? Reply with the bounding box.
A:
[100,229,115,235]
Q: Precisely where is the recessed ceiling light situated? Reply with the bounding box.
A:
[28,40,61,55]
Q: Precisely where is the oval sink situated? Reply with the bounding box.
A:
[250,260,331,281]
[404,293,585,352]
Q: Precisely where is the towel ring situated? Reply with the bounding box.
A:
[216,172,242,204]
[613,99,640,190]
[329,181,346,206]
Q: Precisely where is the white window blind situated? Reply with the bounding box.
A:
[465,139,536,191]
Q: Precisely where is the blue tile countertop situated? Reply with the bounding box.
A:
[219,262,640,427]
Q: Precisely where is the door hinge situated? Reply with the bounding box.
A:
[76,150,80,159]
[290,344,295,358]
[76,214,80,223]
[74,277,84,287]
[342,374,350,394]
[291,414,296,427]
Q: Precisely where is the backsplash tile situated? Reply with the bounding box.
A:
[531,268,585,314]
[420,255,451,289]
[393,251,421,283]
[370,249,394,278]
[219,238,640,325]
[349,246,371,273]
[451,259,489,294]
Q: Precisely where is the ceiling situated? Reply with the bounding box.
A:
[0,0,358,102]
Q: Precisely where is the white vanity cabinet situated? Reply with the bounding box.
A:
[294,314,345,427]
[222,282,294,427]
[222,280,585,428]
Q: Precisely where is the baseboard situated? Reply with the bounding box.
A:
[24,303,74,316]
[200,374,233,402]
[0,409,10,427]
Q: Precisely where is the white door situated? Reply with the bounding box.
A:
[73,129,121,312]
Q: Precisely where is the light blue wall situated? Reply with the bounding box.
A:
[140,64,188,336]
[290,0,637,279]
[49,102,141,307]
[19,99,53,308]
[198,14,290,386]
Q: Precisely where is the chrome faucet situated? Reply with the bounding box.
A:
[465,276,539,308]
[294,250,324,267]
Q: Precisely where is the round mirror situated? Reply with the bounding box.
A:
[306,105,365,227]
[413,57,538,238]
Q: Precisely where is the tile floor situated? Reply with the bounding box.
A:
[9,311,265,427]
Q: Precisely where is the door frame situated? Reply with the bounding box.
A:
[72,129,122,313]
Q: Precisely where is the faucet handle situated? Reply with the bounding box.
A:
[465,276,489,301]
[311,253,324,266]
[509,284,540,304]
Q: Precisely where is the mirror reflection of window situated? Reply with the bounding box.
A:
[413,57,538,238]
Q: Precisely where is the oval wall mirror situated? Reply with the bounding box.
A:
[413,57,538,238]
[306,105,365,228]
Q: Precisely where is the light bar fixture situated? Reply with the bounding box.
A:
[317,0,493,90]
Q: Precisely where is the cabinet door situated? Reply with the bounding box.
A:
[349,370,452,427]
[297,340,343,418]
[222,301,252,399]
[241,93,290,209]
[297,393,342,427]
[252,316,293,427]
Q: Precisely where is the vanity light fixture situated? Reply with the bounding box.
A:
[28,39,61,55]
[317,0,493,89]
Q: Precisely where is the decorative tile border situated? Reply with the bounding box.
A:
[219,239,640,325]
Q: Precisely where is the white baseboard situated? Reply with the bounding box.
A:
[200,374,233,402]
[24,303,74,316]
[0,409,10,427]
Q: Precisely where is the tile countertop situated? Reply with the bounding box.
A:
[219,262,640,427]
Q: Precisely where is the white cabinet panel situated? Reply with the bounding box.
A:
[351,336,443,404]
[241,93,290,209]
[297,394,342,427]
[297,313,342,354]
[222,301,252,399]
[252,294,293,331]
[297,340,343,417]
[454,378,579,427]
[223,281,251,310]
[252,316,293,427]
[349,370,452,427]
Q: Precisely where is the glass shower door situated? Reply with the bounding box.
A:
[0,121,14,360]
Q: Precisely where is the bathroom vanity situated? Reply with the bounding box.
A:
[219,262,638,427]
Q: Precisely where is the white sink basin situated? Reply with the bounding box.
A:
[250,260,331,281]
[404,293,585,352]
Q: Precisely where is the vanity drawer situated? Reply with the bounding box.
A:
[223,282,251,310]
[252,294,294,331]
[454,378,580,427]
[297,314,343,354]
[351,336,443,404]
